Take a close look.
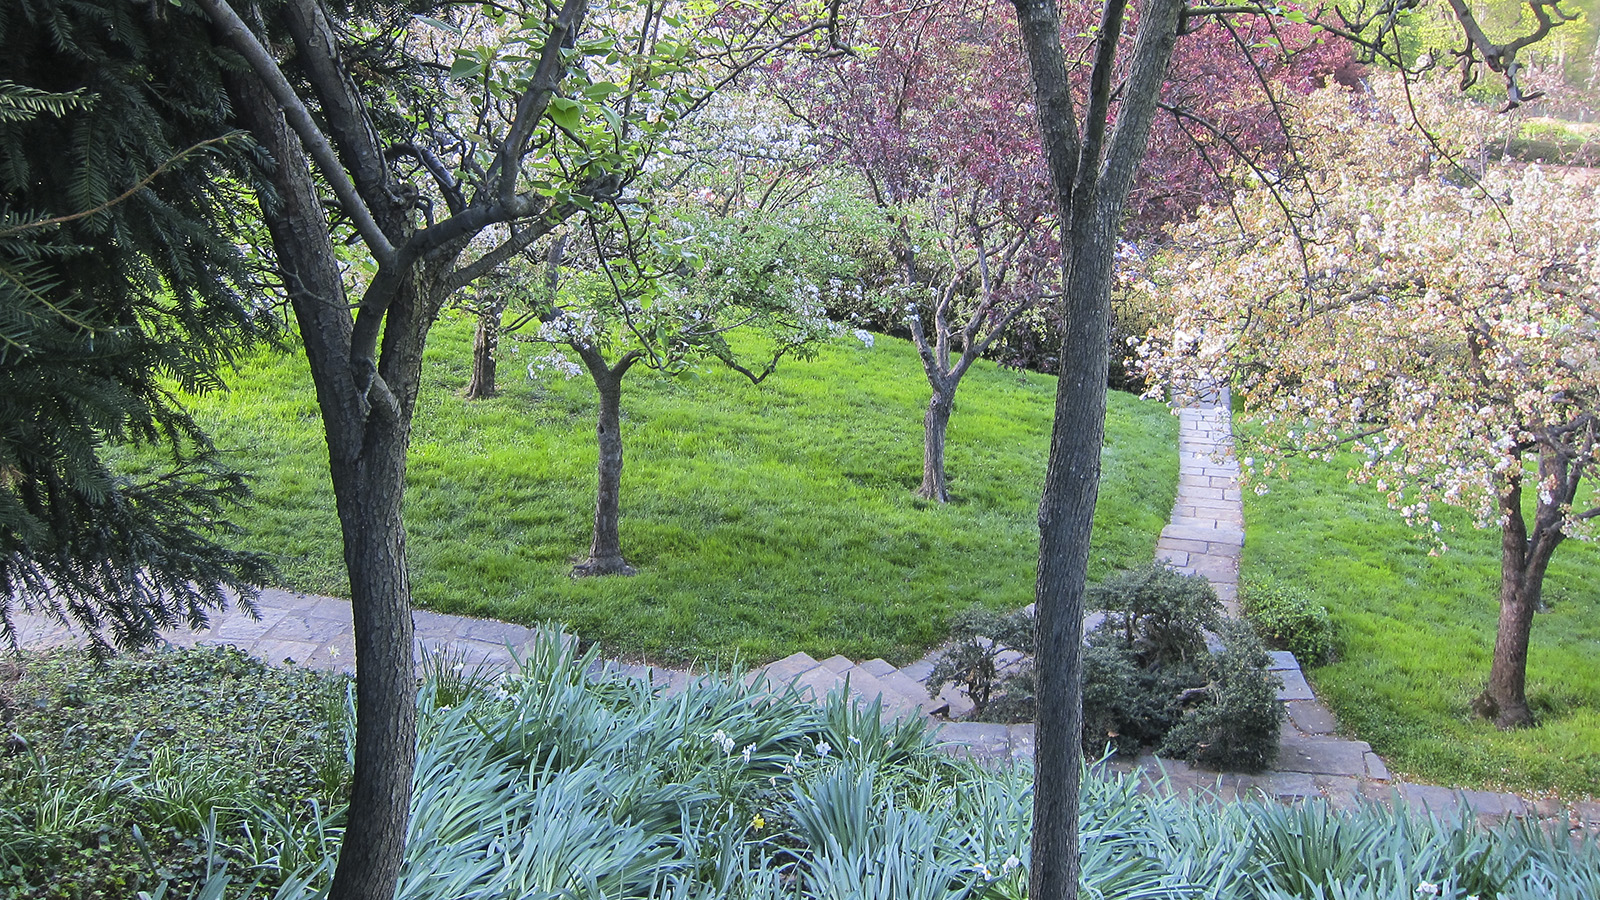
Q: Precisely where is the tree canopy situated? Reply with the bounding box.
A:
[1137,75,1600,727]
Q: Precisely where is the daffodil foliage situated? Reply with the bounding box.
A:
[1138,75,1600,726]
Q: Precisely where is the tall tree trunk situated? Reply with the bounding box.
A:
[228,64,421,900]
[572,348,638,576]
[1009,0,1184,896]
[918,383,955,502]
[1029,237,1113,900]
[465,299,505,399]
[1474,478,1561,729]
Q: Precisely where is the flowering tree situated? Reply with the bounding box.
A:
[774,0,1350,500]
[1137,77,1599,729]
[1003,0,1573,895]
[521,191,871,575]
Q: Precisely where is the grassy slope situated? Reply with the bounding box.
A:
[1243,449,1600,797]
[167,314,1177,667]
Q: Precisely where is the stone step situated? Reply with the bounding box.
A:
[876,666,950,717]
[834,665,924,721]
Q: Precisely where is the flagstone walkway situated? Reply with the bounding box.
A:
[7,394,1598,833]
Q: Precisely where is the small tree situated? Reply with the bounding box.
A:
[775,0,1060,502]
[521,194,863,575]
[1139,76,1598,728]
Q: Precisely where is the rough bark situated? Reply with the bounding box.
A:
[227,70,420,900]
[1474,475,1562,729]
[918,385,954,501]
[465,299,505,399]
[572,347,639,577]
[1009,0,1184,897]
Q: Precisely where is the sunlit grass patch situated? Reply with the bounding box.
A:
[170,313,1177,666]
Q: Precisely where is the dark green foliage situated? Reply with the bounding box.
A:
[1158,620,1284,772]
[925,607,1035,717]
[1242,575,1336,666]
[1087,562,1223,665]
[1081,634,1201,757]
[0,646,350,899]
[0,0,273,649]
[1079,566,1281,769]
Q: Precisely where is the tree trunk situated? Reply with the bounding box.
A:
[326,439,417,900]
[1474,479,1561,729]
[228,64,421,900]
[1008,0,1184,895]
[465,300,505,399]
[917,385,954,502]
[573,350,635,576]
[1029,240,1114,900]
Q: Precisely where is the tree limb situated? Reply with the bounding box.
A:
[193,0,397,263]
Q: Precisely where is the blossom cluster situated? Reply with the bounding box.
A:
[1136,75,1600,544]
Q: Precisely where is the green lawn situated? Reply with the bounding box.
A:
[154,314,1177,667]
[1242,447,1600,798]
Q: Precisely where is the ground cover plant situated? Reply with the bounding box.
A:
[10,636,1599,900]
[0,646,351,900]
[144,318,1177,667]
[1241,447,1600,798]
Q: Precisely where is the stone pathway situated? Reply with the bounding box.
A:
[1156,401,1244,613]
[7,392,1598,833]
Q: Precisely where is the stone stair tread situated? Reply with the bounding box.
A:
[754,651,822,687]
[858,658,897,678]
[819,654,855,674]
[836,666,923,720]
[787,665,847,703]
[875,666,949,717]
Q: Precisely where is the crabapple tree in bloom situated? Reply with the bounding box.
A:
[522,190,873,576]
[1137,77,1600,728]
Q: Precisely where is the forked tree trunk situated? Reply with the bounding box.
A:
[1009,0,1184,897]
[229,58,423,900]
[918,385,955,502]
[572,347,639,576]
[465,299,506,399]
[1474,478,1562,729]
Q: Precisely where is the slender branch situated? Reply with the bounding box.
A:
[388,143,465,215]
[1097,0,1185,212]
[281,0,401,220]
[492,0,588,202]
[1076,0,1131,199]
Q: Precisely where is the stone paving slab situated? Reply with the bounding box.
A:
[1276,668,1316,702]
[1287,700,1340,735]
[1276,737,1369,777]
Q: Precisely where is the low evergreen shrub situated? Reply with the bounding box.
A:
[9,634,1600,898]
[1087,562,1223,665]
[1158,620,1284,772]
[933,566,1283,770]
[925,608,1035,719]
[1242,576,1337,666]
